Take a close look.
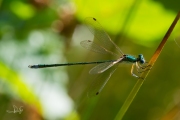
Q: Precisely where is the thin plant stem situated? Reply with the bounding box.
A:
[115,11,180,120]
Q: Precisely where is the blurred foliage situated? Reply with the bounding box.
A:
[0,0,180,120]
[74,0,179,45]
[0,0,58,39]
[0,61,41,107]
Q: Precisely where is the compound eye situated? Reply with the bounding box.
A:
[140,59,145,64]
[138,54,145,64]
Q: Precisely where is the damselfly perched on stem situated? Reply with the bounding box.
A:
[29,17,146,96]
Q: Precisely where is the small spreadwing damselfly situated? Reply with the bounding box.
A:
[29,17,146,96]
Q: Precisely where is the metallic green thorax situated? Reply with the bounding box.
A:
[123,54,145,64]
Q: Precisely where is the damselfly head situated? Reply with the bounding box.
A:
[138,54,145,64]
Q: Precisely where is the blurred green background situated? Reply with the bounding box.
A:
[0,0,180,120]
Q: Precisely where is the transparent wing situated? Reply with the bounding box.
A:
[84,17,124,56]
[89,57,123,74]
[87,64,118,97]
[89,61,116,74]
[80,40,119,56]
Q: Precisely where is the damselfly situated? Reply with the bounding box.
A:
[29,17,146,96]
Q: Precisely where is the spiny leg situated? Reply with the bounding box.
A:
[131,63,145,80]
[131,62,151,77]
[136,63,152,73]
[131,63,139,78]
[138,62,151,69]
[135,62,146,73]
